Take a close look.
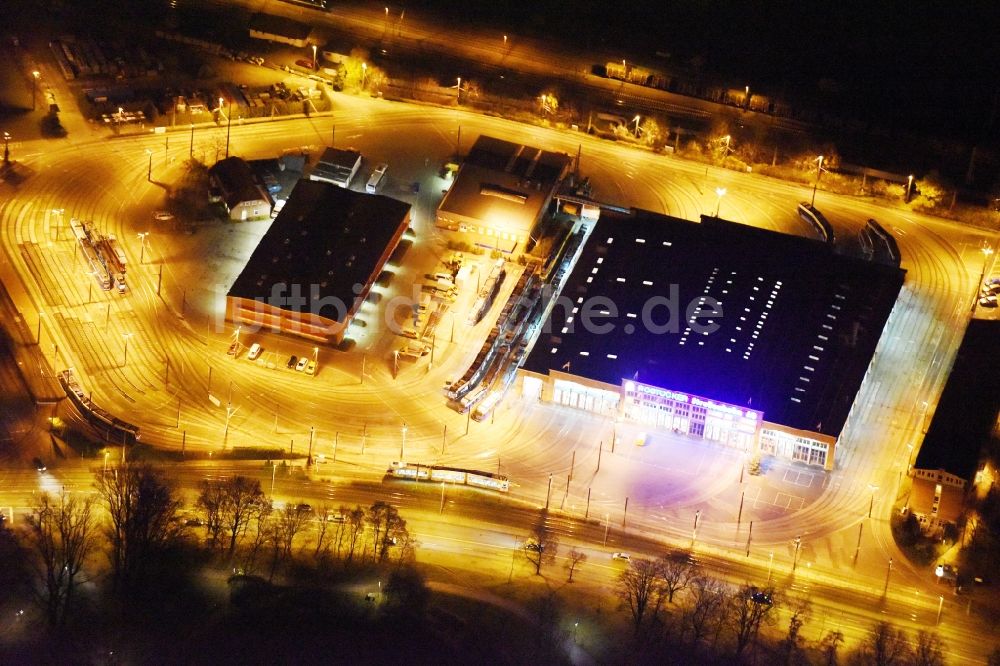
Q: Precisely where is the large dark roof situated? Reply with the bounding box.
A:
[228,179,410,323]
[916,320,999,481]
[524,211,906,436]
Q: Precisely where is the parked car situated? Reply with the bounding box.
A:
[979,295,998,308]
[935,563,958,581]
[305,360,316,376]
[286,355,298,369]
[612,552,631,562]
[295,357,308,372]
[247,343,262,361]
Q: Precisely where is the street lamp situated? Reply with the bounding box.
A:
[361,62,367,89]
[122,332,134,367]
[792,535,802,572]
[632,115,641,136]
[868,483,879,518]
[32,71,40,111]
[311,44,317,70]
[400,422,408,461]
[137,232,149,264]
[905,174,914,203]
[145,149,153,181]
[3,131,11,164]
[714,187,727,218]
[456,76,461,102]
[810,155,825,207]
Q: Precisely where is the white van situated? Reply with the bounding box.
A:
[247,343,262,361]
[366,163,388,193]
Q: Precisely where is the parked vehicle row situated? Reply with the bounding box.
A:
[240,342,316,375]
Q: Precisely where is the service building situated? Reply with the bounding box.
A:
[436,135,572,252]
[226,179,410,344]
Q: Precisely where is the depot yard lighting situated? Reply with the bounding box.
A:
[810,155,825,207]
[122,332,134,367]
[137,232,149,263]
[714,187,727,217]
[32,70,40,111]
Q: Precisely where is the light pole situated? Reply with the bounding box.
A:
[2,131,10,164]
[767,551,774,583]
[714,187,727,217]
[36,311,43,344]
[936,595,944,624]
[361,62,367,89]
[311,44,318,71]
[146,149,153,181]
[905,174,914,203]
[456,76,462,102]
[883,557,893,595]
[122,332,134,368]
[810,155,824,207]
[31,71,40,111]
[400,422,407,461]
[313,346,319,372]
[103,451,109,479]
[792,535,802,572]
[632,114,641,137]
[868,483,878,518]
[137,232,149,264]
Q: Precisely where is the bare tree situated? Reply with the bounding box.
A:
[393,526,418,569]
[819,630,845,666]
[198,476,267,555]
[313,506,332,559]
[240,500,272,576]
[727,583,775,661]
[275,503,310,560]
[682,576,728,648]
[617,558,666,636]
[345,505,365,563]
[365,501,405,563]
[658,551,696,603]
[196,479,227,548]
[912,631,946,666]
[565,548,587,582]
[524,511,559,575]
[854,621,912,666]
[94,462,184,593]
[23,491,97,626]
[782,596,812,664]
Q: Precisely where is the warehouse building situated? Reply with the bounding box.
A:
[226,179,410,344]
[519,210,906,470]
[436,135,572,253]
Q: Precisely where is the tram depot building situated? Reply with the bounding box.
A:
[519,209,905,470]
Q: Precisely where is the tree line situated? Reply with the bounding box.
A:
[0,463,416,631]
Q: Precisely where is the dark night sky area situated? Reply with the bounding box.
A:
[420,0,1000,138]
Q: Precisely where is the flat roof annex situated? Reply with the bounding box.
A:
[437,135,571,230]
